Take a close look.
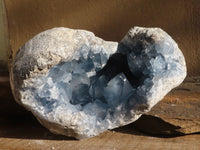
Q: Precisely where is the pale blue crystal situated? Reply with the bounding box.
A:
[11,27,186,139]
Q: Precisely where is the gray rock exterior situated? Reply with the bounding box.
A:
[10,27,186,139]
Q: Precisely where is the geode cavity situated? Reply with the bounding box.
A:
[10,27,186,139]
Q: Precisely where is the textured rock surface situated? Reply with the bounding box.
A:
[10,27,186,139]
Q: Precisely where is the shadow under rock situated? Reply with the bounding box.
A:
[0,114,76,140]
[114,114,200,138]
[112,122,147,137]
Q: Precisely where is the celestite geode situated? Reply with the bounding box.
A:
[10,27,186,139]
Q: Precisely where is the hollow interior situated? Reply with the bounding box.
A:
[31,47,138,121]
[17,29,188,138]
[22,36,171,124]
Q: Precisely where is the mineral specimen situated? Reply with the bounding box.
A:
[10,27,186,139]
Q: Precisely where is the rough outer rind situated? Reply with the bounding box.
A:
[10,27,186,139]
[10,27,118,139]
[119,27,186,108]
[10,27,117,104]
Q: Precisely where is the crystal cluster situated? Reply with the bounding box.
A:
[10,27,186,139]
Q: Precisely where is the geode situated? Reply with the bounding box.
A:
[10,27,186,139]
